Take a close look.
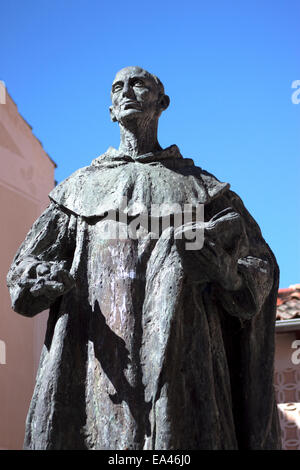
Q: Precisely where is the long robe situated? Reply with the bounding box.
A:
[7,145,281,450]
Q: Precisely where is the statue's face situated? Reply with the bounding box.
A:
[110,66,162,124]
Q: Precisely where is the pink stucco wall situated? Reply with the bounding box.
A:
[0,89,55,449]
[274,331,300,450]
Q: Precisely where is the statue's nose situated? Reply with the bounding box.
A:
[122,82,134,98]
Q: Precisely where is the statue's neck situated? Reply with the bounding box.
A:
[118,118,162,157]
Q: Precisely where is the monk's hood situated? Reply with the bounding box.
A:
[49,145,230,218]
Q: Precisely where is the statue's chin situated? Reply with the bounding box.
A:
[118,109,145,126]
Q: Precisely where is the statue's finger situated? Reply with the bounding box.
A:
[30,281,64,298]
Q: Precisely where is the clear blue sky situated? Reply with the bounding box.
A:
[1,0,299,288]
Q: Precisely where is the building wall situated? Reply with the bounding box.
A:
[275,331,300,450]
[0,90,55,449]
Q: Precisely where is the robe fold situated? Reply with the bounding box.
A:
[7,145,281,449]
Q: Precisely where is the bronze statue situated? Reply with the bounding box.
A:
[7,66,281,449]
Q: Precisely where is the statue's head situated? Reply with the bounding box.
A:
[109,66,170,126]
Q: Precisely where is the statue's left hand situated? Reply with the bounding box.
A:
[174,208,248,290]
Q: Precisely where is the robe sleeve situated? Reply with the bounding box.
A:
[191,189,278,321]
[212,190,280,449]
[219,190,278,320]
[7,201,77,317]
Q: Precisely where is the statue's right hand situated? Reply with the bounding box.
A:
[19,261,75,300]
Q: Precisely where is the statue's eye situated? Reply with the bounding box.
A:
[113,83,123,93]
[133,80,144,87]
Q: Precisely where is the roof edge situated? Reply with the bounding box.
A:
[275,318,300,332]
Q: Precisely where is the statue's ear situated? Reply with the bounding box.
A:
[109,106,117,122]
[159,94,170,112]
